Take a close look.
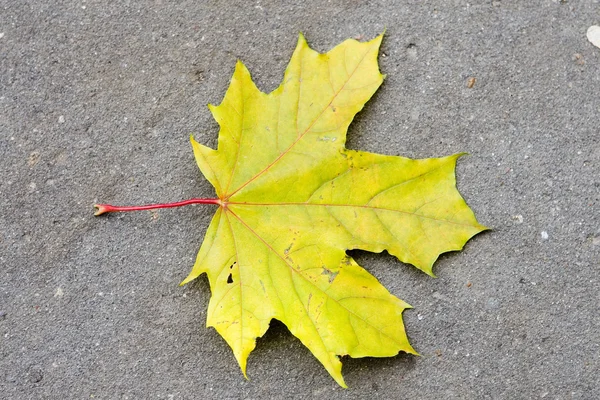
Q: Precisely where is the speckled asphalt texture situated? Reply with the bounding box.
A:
[1,1,599,399]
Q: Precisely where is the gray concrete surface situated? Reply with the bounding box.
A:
[1,1,599,399]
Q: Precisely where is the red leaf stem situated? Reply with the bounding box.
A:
[94,198,221,216]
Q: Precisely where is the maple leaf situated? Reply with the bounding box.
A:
[95,33,486,387]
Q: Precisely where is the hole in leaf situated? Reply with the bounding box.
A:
[227,273,233,284]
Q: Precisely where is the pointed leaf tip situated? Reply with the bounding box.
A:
[297,31,307,44]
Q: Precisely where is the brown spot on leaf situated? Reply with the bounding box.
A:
[321,267,339,283]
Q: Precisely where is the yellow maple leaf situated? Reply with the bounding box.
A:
[96,33,486,387]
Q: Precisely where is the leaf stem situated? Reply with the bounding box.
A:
[94,198,221,216]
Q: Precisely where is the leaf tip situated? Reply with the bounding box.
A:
[475,223,492,233]
[449,152,469,164]
[332,371,348,389]
[297,31,307,44]
[189,134,209,152]
[235,351,251,381]
[233,59,251,80]
[180,272,198,286]
[371,31,384,48]
[409,348,421,357]
[411,261,437,278]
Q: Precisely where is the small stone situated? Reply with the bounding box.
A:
[466,77,476,88]
[541,231,549,240]
[485,297,500,310]
[54,288,64,298]
[0,311,6,319]
[587,26,600,49]
[573,53,585,65]
[58,115,65,124]
[28,151,40,167]
[28,368,43,383]
[513,214,524,224]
